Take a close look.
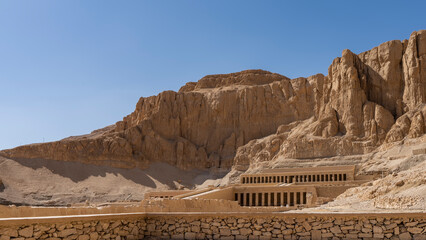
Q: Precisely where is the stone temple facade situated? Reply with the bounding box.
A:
[145,165,369,210]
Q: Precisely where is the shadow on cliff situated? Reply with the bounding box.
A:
[6,157,220,189]
[353,51,398,118]
[9,157,158,188]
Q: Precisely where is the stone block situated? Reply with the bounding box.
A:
[259,236,271,240]
[18,226,33,238]
[220,228,231,236]
[345,233,358,239]
[322,232,333,238]
[399,232,412,240]
[330,226,342,234]
[358,233,372,238]
[191,226,200,233]
[312,230,321,240]
[146,224,156,232]
[302,222,311,231]
[184,232,196,240]
[384,233,393,238]
[196,233,205,239]
[321,223,333,228]
[0,228,18,237]
[221,236,235,240]
[408,227,423,234]
[296,232,310,236]
[171,233,184,239]
[386,223,398,230]
[236,236,248,240]
[373,226,383,234]
[191,221,201,226]
[240,228,252,236]
[395,226,400,235]
[89,232,99,240]
[413,234,426,240]
[406,222,419,227]
[341,225,354,230]
[374,233,384,238]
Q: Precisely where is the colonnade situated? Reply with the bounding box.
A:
[149,195,174,199]
[241,173,347,184]
[234,191,308,207]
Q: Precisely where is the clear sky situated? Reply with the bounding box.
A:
[0,0,425,150]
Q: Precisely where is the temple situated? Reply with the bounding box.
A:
[145,165,369,210]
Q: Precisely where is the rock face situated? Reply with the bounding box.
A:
[1,70,315,170]
[1,31,425,171]
[233,30,426,170]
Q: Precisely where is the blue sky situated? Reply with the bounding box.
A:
[0,0,425,150]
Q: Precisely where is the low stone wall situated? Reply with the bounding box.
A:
[0,213,425,240]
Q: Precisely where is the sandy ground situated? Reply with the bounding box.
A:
[0,157,226,206]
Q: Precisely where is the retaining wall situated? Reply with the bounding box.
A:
[1,212,425,240]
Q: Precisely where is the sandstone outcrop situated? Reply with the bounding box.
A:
[0,31,425,172]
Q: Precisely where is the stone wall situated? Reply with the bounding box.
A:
[1,213,425,240]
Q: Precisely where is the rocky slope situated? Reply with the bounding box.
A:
[1,30,425,174]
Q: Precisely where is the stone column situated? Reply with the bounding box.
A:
[273,192,278,206]
[287,192,291,206]
[294,192,298,205]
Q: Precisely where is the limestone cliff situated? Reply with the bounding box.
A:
[1,31,425,171]
[1,70,315,170]
[234,30,426,170]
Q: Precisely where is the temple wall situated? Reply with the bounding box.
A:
[144,190,193,199]
[194,187,235,201]
[0,213,425,240]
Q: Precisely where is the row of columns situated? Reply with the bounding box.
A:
[235,191,308,207]
[242,173,347,184]
[150,195,174,199]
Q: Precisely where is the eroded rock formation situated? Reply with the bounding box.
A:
[1,31,425,171]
